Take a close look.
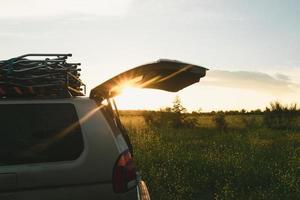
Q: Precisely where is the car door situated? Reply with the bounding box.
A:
[90,59,208,100]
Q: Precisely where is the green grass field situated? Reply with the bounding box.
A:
[121,113,300,200]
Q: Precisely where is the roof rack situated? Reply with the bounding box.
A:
[0,54,86,98]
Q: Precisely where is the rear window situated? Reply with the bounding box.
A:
[0,103,84,166]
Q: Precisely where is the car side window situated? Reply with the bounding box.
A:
[0,103,84,166]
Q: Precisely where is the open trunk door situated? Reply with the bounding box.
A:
[90,59,208,100]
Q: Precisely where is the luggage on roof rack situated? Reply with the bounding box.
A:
[0,54,86,98]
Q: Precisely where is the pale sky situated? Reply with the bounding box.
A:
[0,0,299,111]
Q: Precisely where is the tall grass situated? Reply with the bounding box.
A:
[121,113,300,200]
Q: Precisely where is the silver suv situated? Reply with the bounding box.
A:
[0,54,207,200]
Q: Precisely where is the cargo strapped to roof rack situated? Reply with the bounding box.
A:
[0,54,86,98]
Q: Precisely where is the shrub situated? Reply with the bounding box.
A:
[143,110,198,129]
[143,96,198,129]
[264,101,299,130]
[213,112,228,132]
[142,109,179,128]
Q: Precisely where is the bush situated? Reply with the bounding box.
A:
[143,110,198,129]
[213,112,228,132]
[142,109,179,128]
[264,101,299,130]
[143,96,198,129]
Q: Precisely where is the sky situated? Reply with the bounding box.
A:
[0,0,299,111]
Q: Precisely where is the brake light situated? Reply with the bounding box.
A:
[112,150,137,193]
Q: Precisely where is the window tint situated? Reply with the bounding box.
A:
[0,103,83,166]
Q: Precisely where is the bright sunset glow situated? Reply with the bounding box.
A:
[115,86,279,112]
[115,87,176,110]
[115,69,300,112]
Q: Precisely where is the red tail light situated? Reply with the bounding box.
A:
[112,150,137,193]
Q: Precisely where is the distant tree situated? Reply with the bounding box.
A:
[240,109,246,114]
[171,95,187,114]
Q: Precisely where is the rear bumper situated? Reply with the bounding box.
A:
[137,181,151,200]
